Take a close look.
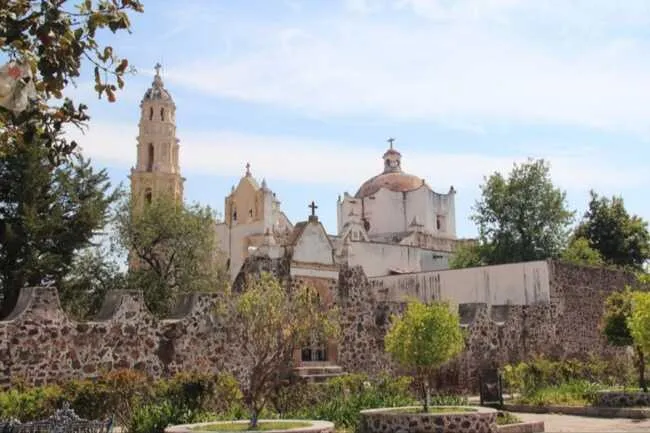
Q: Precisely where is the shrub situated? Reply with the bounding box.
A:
[0,385,64,421]
[496,411,522,425]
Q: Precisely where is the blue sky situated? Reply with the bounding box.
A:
[66,0,650,239]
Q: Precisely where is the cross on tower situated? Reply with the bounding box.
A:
[154,63,162,76]
[387,137,396,149]
[309,200,318,217]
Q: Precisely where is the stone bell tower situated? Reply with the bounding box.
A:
[129,63,184,209]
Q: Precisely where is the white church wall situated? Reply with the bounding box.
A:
[363,189,406,235]
[337,195,363,234]
[405,187,433,232]
[216,220,266,280]
[293,223,334,265]
[369,260,550,306]
[347,242,450,277]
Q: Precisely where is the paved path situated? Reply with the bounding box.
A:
[516,412,650,432]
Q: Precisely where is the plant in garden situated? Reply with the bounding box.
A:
[225,272,339,428]
[628,286,650,393]
[602,277,650,392]
[385,300,465,412]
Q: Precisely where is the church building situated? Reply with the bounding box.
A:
[130,65,468,285]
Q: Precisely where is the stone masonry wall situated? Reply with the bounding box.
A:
[0,260,636,390]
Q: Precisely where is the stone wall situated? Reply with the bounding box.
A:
[0,260,637,391]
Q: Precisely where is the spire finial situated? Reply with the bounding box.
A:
[387,137,395,150]
[154,62,162,77]
[245,162,251,176]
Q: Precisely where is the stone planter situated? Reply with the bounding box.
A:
[592,390,650,408]
[359,406,498,433]
[165,420,334,433]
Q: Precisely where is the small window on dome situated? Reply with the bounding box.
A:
[160,107,165,121]
[149,107,153,120]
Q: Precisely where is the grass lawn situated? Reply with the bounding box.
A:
[192,421,312,432]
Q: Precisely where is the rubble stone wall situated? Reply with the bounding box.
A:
[0,260,635,390]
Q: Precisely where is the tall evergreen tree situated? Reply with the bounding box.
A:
[0,142,116,317]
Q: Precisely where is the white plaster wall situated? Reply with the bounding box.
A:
[216,220,265,280]
[363,189,406,235]
[347,242,450,277]
[338,196,363,234]
[370,261,550,306]
[405,188,433,232]
[293,224,334,265]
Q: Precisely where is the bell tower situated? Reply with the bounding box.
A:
[130,63,184,209]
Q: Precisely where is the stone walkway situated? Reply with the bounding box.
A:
[516,412,650,432]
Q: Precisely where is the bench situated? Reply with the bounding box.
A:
[1,403,112,433]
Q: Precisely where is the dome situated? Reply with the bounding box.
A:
[355,171,426,198]
[142,64,173,102]
[355,143,427,198]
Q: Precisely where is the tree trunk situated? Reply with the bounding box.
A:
[249,407,259,429]
[638,347,647,392]
[422,377,430,413]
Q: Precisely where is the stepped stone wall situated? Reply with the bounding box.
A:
[0,261,636,390]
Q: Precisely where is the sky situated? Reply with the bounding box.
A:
[65,0,650,239]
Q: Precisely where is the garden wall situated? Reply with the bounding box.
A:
[0,260,636,390]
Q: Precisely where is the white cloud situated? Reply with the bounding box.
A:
[68,121,650,196]
[157,1,650,135]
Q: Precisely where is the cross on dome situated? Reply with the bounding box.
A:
[245,162,251,176]
[154,62,162,77]
[387,137,396,150]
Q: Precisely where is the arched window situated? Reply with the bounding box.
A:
[160,107,165,121]
[249,209,253,218]
[232,209,238,222]
[149,106,153,120]
[144,189,152,205]
[146,143,154,171]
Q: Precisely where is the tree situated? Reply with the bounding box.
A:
[0,142,116,318]
[113,194,228,316]
[1,0,143,161]
[449,242,485,269]
[226,272,339,428]
[59,244,125,319]
[471,158,574,266]
[601,276,650,392]
[385,301,465,412]
[575,191,649,270]
[629,287,650,393]
[561,236,604,267]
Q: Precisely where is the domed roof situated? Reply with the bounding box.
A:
[355,143,428,198]
[356,171,426,198]
[142,63,173,102]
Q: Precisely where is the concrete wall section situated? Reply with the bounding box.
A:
[370,261,551,305]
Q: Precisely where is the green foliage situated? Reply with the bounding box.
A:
[449,242,485,269]
[0,385,64,421]
[0,143,117,318]
[113,193,229,316]
[561,236,604,267]
[515,380,603,407]
[471,158,574,265]
[575,191,650,270]
[286,374,415,430]
[496,412,522,426]
[629,291,650,358]
[502,355,635,397]
[59,245,126,319]
[602,290,634,347]
[227,272,340,428]
[384,301,464,412]
[0,0,143,160]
